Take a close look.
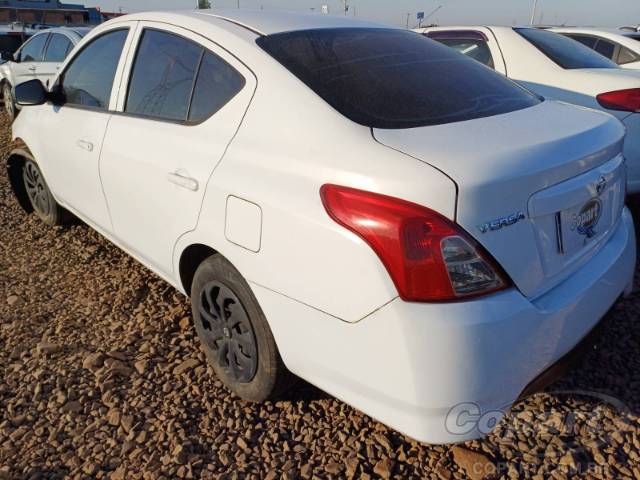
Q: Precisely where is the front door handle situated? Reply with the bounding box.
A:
[76,139,94,152]
[167,171,199,192]
[28,65,36,72]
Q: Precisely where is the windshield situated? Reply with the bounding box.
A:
[515,28,619,69]
[257,28,541,129]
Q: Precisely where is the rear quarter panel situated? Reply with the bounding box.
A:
[174,52,458,322]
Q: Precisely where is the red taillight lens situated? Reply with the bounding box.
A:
[596,88,640,112]
[321,184,509,302]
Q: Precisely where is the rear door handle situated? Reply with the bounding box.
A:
[167,172,199,192]
[76,139,94,152]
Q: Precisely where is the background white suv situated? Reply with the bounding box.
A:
[0,26,90,121]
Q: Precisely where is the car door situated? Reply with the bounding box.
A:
[12,32,49,86]
[99,23,255,278]
[38,32,74,87]
[35,26,136,232]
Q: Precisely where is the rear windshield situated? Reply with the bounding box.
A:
[257,28,540,129]
[515,28,619,69]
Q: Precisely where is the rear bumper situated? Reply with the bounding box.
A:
[252,207,635,444]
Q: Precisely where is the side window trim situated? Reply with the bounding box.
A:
[54,24,137,114]
[185,50,206,121]
[117,23,250,126]
[41,33,53,62]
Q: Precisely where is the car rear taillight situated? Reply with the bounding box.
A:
[596,88,640,112]
[320,185,509,302]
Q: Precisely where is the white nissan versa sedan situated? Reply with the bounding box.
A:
[417,26,640,194]
[6,10,636,444]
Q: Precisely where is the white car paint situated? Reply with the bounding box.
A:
[10,11,636,444]
[551,27,640,69]
[418,26,640,194]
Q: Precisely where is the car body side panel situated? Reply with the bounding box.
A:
[99,21,258,279]
[173,55,458,321]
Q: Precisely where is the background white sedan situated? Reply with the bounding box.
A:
[418,26,640,194]
[0,26,91,121]
[551,27,640,69]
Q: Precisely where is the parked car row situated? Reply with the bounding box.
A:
[3,10,637,445]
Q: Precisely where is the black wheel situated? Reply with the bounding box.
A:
[3,83,16,122]
[191,255,294,401]
[22,159,68,226]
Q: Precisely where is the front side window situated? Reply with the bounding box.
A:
[515,28,618,69]
[258,28,540,129]
[565,34,597,49]
[20,33,48,62]
[60,29,128,109]
[126,29,203,121]
[44,33,73,62]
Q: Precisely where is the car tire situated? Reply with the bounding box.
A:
[22,159,70,226]
[191,254,294,402]
[3,83,16,122]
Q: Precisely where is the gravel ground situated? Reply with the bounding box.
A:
[1,111,639,480]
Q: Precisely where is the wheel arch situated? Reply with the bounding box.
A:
[178,243,219,297]
[5,141,35,214]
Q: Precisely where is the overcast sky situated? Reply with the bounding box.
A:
[80,0,640,28]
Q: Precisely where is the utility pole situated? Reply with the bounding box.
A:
[341,0,349,15]
[406,13,410,29]
[529,0,539,25]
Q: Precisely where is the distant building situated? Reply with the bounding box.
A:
[98,9,126,22]
[0,0,102,26]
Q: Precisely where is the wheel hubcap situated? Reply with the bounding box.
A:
[198,281,258,383]
[23,162,51,217]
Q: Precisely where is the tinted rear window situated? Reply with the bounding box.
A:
[516,28,618,69]
[257,28,540,129]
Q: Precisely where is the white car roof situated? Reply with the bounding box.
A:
[119,8,391,36]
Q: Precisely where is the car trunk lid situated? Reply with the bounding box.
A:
[373,100,626,298]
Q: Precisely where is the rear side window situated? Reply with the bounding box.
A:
[188,51,246,123]
[618,46,640,65]
[432,38,494,69]
[594,39,616,59]
[126,30,203,121]
[20,33,48,62]
[257,28,540,129]
[45,33,72,62]
[515,28,618,69]
[60,29,128,109]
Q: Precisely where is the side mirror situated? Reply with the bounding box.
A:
[15,79,48,106]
